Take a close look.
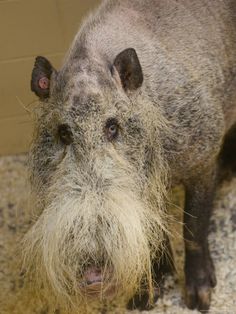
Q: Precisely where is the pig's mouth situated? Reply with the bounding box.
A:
[80,266,115,298]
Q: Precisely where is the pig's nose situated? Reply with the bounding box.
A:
[84,267,103,286]
[80,267,105,297]
[81,266,117,298]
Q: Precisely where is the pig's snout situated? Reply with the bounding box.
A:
[80,266,115,298]
[84,267,103,286]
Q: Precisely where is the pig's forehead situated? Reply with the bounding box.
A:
[63,85,119,122]
[53,67,115,107]
[70,90,104,116]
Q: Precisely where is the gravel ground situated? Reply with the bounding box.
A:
[0,155,235,314]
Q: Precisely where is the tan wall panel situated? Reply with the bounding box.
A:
[0,0,63,61]
[0,115,33,156]
[57,0,101,48]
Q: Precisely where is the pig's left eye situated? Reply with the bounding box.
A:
[58,124,73,145]
[105,118,119,141]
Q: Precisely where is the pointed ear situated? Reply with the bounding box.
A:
[31,56,55,99]
[113,48,143,91]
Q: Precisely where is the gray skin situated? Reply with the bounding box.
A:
[30,0,236,312]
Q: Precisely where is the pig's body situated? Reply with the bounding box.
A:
[26,0,236,313]
[63,0,236,182]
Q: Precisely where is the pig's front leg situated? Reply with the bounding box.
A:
[184,167,217,313]
[126,235,174,311]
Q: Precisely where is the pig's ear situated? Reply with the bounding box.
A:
[113,48,143,91]
[31,56,55,100]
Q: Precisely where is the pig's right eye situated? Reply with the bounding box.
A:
[58,124,73,145]
[105,118,119,141]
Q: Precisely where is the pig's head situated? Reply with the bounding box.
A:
[24,48,170,311]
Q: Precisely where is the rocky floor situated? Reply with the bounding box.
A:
[0,155,235,314]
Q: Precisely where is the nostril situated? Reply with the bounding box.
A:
[86,280,94,286]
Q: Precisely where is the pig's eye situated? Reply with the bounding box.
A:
[58,124,73,145]
[105,118,119,141]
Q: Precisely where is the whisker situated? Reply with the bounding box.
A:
[16,96,32,114]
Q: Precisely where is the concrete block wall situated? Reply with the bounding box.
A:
[0,0,100,155]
